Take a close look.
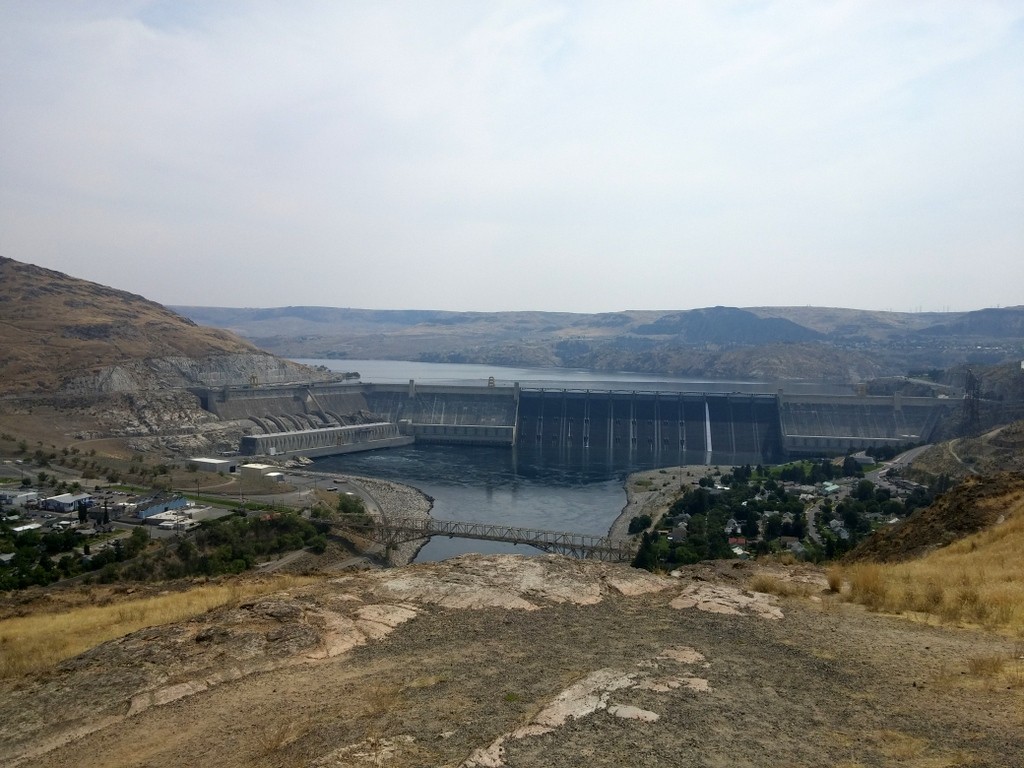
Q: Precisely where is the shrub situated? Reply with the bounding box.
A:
[749,574,808,597]
[847,564,887,610]
[826,567,843,593]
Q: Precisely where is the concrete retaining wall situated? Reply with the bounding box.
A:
[240,422,412,458]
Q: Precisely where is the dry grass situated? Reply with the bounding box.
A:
[836,491,1024,632]
[257,719,309,754]
[966,654,1006,677]
[826,566,843,593]
[0,574,319,678]
[847,563,887,610]
[1005,661,1024,689]
[875,729,928,761]
[748,573,812,598]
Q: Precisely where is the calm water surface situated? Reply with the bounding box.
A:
[316,444,711,562]
[295,358,852,395]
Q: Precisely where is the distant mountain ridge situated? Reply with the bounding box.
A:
[633,307,823,343]
[173,303,1024,384]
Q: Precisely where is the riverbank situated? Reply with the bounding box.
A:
[344,474,433,566]
[338,464,727,566]
[608,465,731,541]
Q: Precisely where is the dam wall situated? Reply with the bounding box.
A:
[190,383,369,426]
[778,393,954,454]
[361,382,520,446]
[239,422,413,458]
[515,389,782,458]
[193,380,957,461]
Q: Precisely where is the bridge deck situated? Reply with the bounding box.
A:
[349,516,636,562]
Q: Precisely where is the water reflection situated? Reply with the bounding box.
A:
[315,444,758,562]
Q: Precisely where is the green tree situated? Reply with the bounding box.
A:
[337,494,366,515]
[854,479,875,502]
[631,532,657,572]
[628,514,652,535]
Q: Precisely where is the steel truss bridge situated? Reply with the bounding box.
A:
[345,516,636,562]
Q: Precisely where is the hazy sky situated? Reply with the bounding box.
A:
[2,2,1022,313]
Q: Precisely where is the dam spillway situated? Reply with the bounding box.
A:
[192,379,959,461]
[514,388,781,457]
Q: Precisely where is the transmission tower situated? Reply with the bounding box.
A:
[960,368,980,437]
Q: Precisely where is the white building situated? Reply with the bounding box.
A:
[191,457,238,474]
[0,490,38,508]
[239,463,276,481]
[42,493,93,513]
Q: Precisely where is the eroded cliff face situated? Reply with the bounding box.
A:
[58,353,331,394]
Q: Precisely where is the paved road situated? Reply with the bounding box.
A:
[256,547,310,572]
[805,503,824,545]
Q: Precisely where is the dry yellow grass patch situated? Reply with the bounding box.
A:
[869,730,980,767]
[826,566,843,593]
[837,492,1024,632]
[0,574,319,678]
[875,729,928,760]
[748,573,808,597]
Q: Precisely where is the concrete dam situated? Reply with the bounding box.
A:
[192,380,958,461]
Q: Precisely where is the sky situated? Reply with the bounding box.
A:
[1,1,1022,314]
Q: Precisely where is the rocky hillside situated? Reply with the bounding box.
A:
[909,417,1024,480]
[1,554,1020,767]
[845,472,1024,563]
[175,303,1024,384]
[0,257,327,394]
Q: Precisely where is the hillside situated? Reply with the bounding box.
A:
[910,417,1024,480]
[1,554,1022,767]
[0,257,324,395]
[845,472,1024,563]
[174,303,1024,384]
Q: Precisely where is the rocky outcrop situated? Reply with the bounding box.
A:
[59,353,330,394]
[2,553,1019,768]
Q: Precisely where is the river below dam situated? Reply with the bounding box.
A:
[314,443,688,562]
[300,359,844,562]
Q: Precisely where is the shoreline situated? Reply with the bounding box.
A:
[608,465,731,541]
[333,464,737,567]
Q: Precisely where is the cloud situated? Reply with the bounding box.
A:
[1,1,1022,312]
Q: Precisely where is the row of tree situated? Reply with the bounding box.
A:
[0,525,149,590]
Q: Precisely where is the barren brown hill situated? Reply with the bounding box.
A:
[176,302,1024,384]
[910,419,1024,482]
[0,256,320,394]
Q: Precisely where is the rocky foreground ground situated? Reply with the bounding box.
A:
[2,555,1021,768]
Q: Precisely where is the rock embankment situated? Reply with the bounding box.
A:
[343,475,433,566]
